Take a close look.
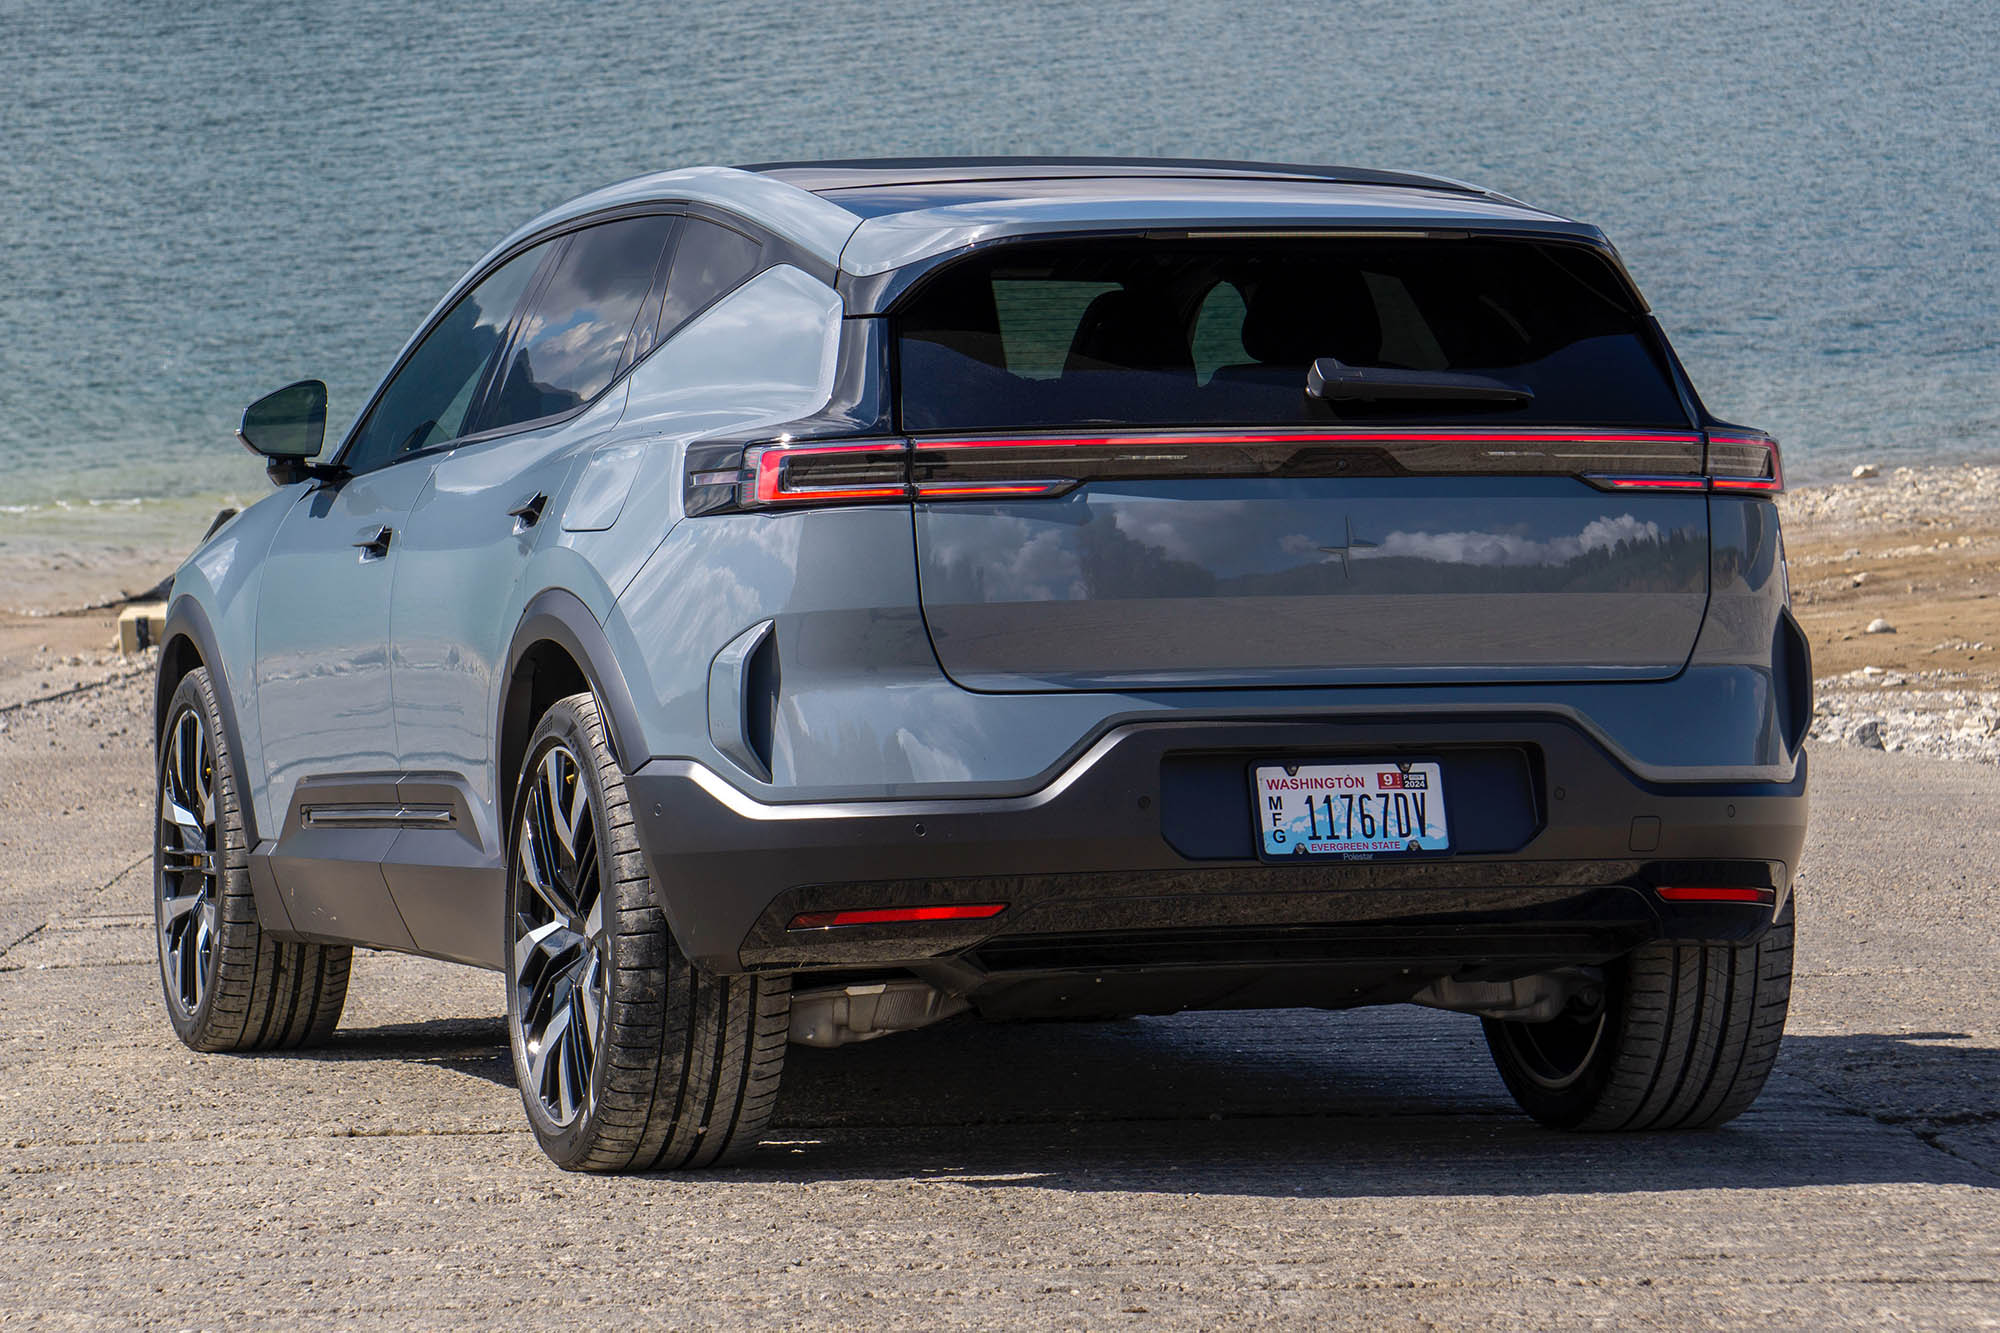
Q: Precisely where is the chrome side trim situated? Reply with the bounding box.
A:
[301,804,455,829]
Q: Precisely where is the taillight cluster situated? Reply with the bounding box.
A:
[1704,432,1785,493]
[744,441,907,506]
[1587,429,1783,494]
[697,426,1782,512]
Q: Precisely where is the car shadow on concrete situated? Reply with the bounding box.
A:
[756,1009,2000,1196]
[310,1006,2000,1195]
[301,1015,516,1090]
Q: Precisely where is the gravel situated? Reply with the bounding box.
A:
[1810,668,2000,764]
[1781,461,2000,531]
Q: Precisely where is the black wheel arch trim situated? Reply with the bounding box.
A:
[158,595,262,847]
[502,589,649,776]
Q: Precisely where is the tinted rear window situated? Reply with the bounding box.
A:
[484,214,677,430]
[656,218,763,340]
[895,237,1688,431]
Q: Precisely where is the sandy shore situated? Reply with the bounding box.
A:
[1,462,1994,755]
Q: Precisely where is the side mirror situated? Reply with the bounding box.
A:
[238,381,337,486]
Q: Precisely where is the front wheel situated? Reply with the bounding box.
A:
[1483,899,1794,1131]
[504,691,790,1172]
[154,666,349,1051]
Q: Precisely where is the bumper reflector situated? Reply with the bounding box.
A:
[1655,886,1773,904]
[788,903,1008,930]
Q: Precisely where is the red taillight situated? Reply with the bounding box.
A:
[1590,474,1710,491]
[787,903,1008,929]
[1706,431,1784,493]
[747,441,908,507]
[1585,428,1783,495]
[911,428,1708,494]
[701,426,1779,513]
[1655,886,1774,904]
[911,481,1070,498]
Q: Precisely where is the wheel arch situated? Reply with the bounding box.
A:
[157,595,262,846]
[498,589,649,827]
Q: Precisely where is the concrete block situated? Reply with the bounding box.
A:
[118,603,166,656]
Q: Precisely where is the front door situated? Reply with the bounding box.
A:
[252,236,555,948]
[253,462,434,948]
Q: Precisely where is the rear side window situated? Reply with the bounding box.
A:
[653,218,762,343]
[895,237,1688,431]
[483,214,678,432]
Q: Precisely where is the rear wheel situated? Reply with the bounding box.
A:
[155,667,349,1052]
[505,691,790,1172]
[1483,899,1793,1130]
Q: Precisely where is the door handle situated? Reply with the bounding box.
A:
[352,526,393,560]
[508,492,550,532]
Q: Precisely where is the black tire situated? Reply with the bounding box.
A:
[1483,899,1794,1131]
[155,666,350,1052]
[504,691,790,1172]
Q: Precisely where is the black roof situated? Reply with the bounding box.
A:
[739,156,1489,199]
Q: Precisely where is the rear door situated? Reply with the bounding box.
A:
[893,235,1712,690]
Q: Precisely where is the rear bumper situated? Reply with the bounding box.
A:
[628,715,1805,975]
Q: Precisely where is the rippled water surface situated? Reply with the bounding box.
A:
[2,0,1995,596]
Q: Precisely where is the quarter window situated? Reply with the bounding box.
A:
[342,242,549,472]
[483,214,679,433]
[653,218,762,344]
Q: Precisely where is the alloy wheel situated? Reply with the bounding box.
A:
[511,743,608,1128]
[157,705,219,1016]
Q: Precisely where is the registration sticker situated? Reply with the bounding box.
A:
[1253,760,1450,859]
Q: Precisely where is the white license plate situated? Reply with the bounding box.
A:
[1253,760,1450,859]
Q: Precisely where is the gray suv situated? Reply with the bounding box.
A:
[154,158,1807,1171]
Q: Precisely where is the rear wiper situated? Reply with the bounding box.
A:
[1307,357,1534,405]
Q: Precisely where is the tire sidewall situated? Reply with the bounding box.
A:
[154,669,233,1046]
[504,698,619,1166]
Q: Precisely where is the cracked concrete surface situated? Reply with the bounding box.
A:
[1,676,1997,1329]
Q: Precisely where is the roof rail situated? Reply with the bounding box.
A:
[736,155,1499,199]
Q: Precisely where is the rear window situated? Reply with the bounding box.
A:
[894,237,1688,431]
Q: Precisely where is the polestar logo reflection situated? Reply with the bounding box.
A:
[1316,516,1378,578]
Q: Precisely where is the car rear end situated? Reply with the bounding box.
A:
[630,178,1807,1079]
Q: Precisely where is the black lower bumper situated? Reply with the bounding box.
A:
[627,716,1806,975]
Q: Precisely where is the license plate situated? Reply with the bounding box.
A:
[1252,760,1450,859]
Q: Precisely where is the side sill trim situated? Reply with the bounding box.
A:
[301,803,455,829]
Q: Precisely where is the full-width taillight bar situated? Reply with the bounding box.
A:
[724,426,1781,510]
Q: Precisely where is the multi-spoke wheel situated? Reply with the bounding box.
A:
[504,691,791,1172]
[153,666,351,1052]
[158,704,219,1018]
[511,742,609,1129]
[1483,899,1795,1131]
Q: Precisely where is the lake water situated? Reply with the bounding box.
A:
[3,0,1995,608]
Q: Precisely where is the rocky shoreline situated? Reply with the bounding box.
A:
[1782,463,2000,764]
